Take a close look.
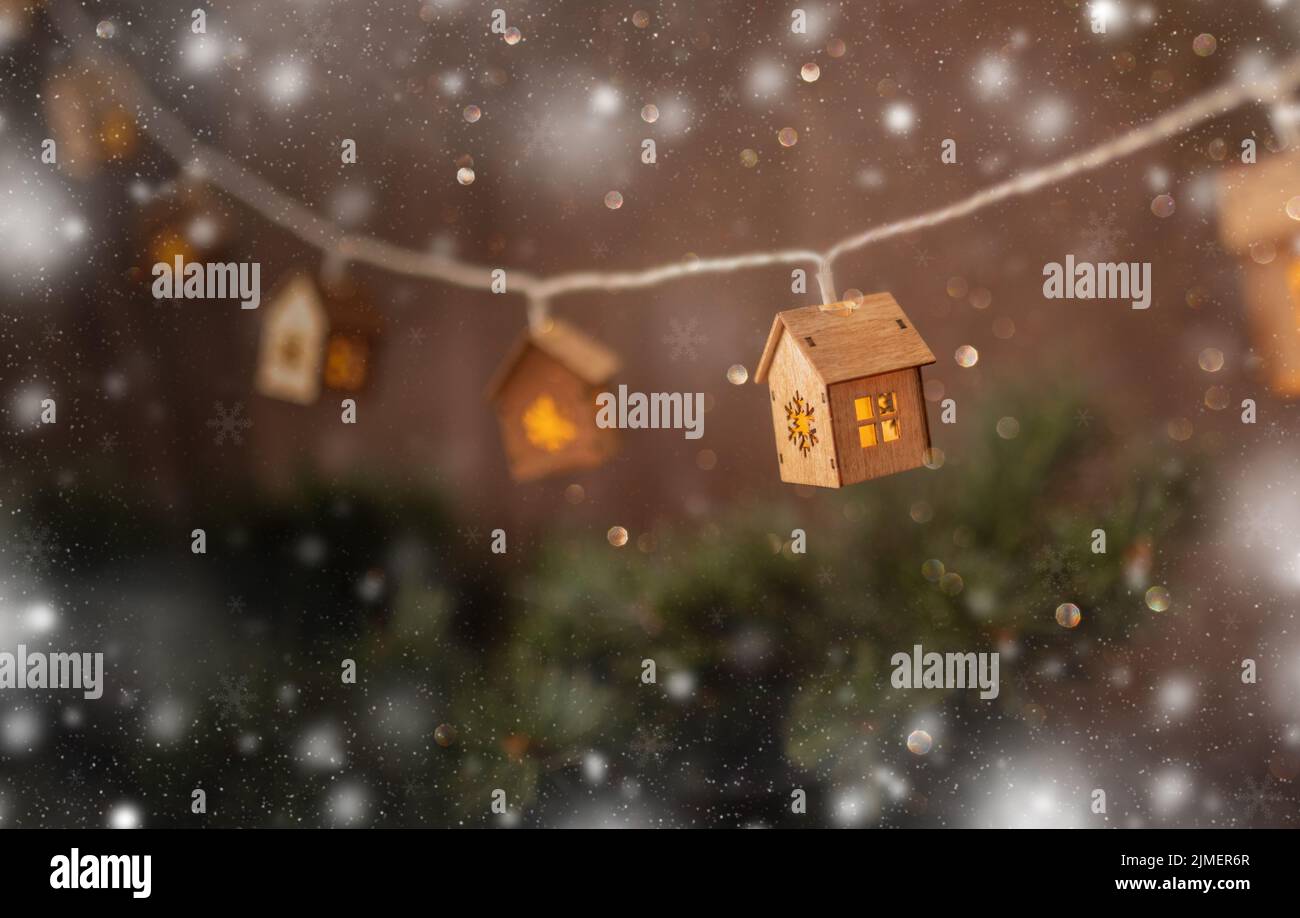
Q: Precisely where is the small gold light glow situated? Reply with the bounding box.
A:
[323,334,369,390]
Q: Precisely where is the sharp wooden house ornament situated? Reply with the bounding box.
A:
[1218,149,1300,395]
[754,293,936,487]
[486,319,621,482]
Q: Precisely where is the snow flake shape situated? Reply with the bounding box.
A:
[1075,210,1126,261]
[662,316,706,362]
[206,401,252,446]
[212,674,253,722]
[1234,774,1290,823]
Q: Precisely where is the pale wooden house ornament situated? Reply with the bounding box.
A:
[1218,148,1300,395]
[255,274,328,405]
[754,293,936,487]
[485,319,621,482]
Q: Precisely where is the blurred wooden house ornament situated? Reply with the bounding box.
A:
[485,319,621,482]
[319,275,383,393]
[42,68,139,181]
[138,179,228,271]
[754,293,936,488]
[256,273,384,405]
[1218,148,1300,396]
[256,274,328,405]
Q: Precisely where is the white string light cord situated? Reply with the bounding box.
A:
[54,5,1300,313]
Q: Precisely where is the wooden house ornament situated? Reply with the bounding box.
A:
[486,319,621,482]
[318,275,384,394]
[256,273,384,406]
[42,67,139,181]
[1218,149,1300,396]
[754,293,936,488]
[256,273,328,405]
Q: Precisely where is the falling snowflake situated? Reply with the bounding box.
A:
[212,675,253,722]
[816,566,835,586]
[407,327,427,346]
[1074,408,1093,428]
[1012,668,1036,695]
[717,85,738,105]
[99,432,117,453]
[227,595,246,615]
[1263,418,1294,445]
[206,401,252,446]
[1235,510,1282,550]
[1075,211,1125,261]
[1234,774,1289,823]
[518,114,567,161]
[12,523,59,576]
[1033,545,1080,592]
[302,15,335,55]
[591,240,610,260]
[662,316,706,362]
[629,724,670,766]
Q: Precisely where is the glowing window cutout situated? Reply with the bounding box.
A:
[323,334,370,391]
[855,391,903,449]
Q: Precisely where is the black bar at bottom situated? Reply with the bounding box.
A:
[0,828,1285,903]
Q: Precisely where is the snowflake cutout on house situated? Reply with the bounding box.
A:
[785,391,818,456]
[206,401,252,446]
[522,395,576,452]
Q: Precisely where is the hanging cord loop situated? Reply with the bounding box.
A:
[526,295,552,334]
